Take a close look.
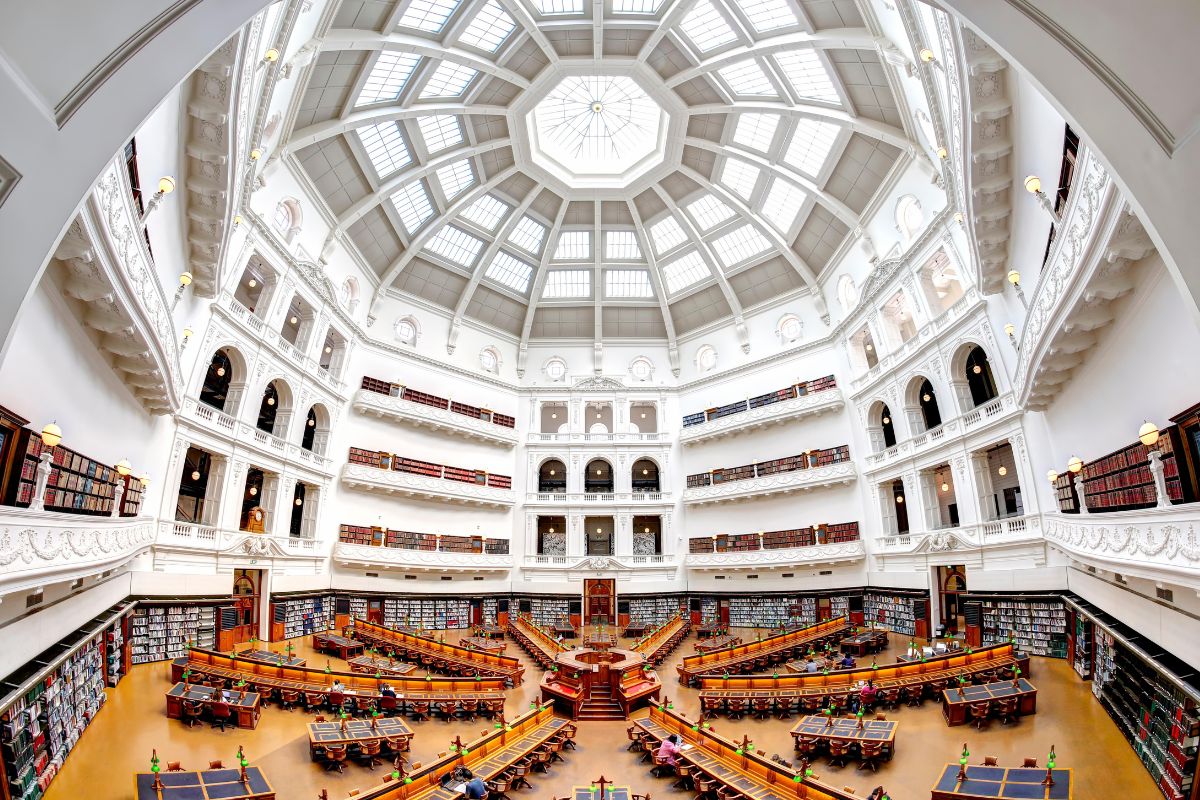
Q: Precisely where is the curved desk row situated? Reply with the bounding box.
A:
[347,621,524,684]
[677,618,849,685]
[632,615,690,665]
[540,648,660,719]
[507,614,569,669]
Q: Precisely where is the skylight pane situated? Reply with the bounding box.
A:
[650,216,687,254]
[417,115,463,153]
[733,113,780,152]
[542,270,591,298]
[774,50,840,104]
[424,225,485,267]
[717,60,777,96]
[485,251,534,292]
[783,118,841,177]
[554,231,591,260]
[537,0,585,12]
[435,159,475,200]
[357,122,412,179]
[612,0,662,12]
[661,251,710,293]
[679,0,737,52]
[398,0,462,32]
[461,194,509,232]
[457,0,516,52]
[720,159,760,201]
[711,224,771,269]
[735,0,797,32]
[357,52,423,106]
[420,62,478,98]
[761,178,806,233]
[605,231,641,260]
[605,270,653,298]
[390,180,434,233]
[507,216,547,254]
[686,195,735,231]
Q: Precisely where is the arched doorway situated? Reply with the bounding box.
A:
[583,579,615,627]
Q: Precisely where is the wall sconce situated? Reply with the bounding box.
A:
[919,48,935,63]
[324,345,333,354]
[953,211,964,224]
[882,416,890,425]
[1138,420,1160,447]
[1024,175,1061,223]
[1067,456,1083,473]
[40,421,63,448]
[234,215,243,227]
[547,527,554,534]
[1007,269,1027,308]
[181,326,194,350]
[140,475,151,488]
[1046,470,1058,483]
[140,176,176,226]
[307,417,315,427]
[922,392,932,402]
[936,146,948,160]
[172,272,193,310]
[940,481,949,492]
[1003,323,1017,350]
[264,48,280,63]
[116,459,132,477]
[250,148,262,161]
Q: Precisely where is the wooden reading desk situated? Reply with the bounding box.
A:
[583,632,617,651]
[790,715,897,758]
[308,717,414,759]
[234,649,305,667]
[572,787,631,800]
[135,766,274,800]
[677,618,849,686]
[839,630,889,656]
[695,623,725,639]
[623,622,649,638]
[631,615,689,665]
[931,764,1071,799]
[348,655,417,676]
[696,634,742,653]
[507,614,569,669]
[942,678,1037,726]
[553,619,577,639]
[472,624,505,639]
[347,620,524,684]
[459,636,506,654]
[313,632,365,660]
[165,683,261,729]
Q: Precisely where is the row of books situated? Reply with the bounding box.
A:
[978,600,1067,658]
[688,522,861,553]
[726,595,849,629]
[864,593,917,636]
[1058,431,1185,513]
[128,605,217,664]
[337,524,509,554]
[279,596,334,639]
[686,445,851,487]
[529,597,569,627]
[347,448,512,489]
[382,598,471,630]
[681,375,837,427]
[627,596,686,626]
[359,376,516,428]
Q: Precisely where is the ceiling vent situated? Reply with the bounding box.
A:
[404,575,417,580]
[1156,586,1174,603]
[782,573,795,579]
[365,572,379,578]
[714,575,726,580]
[26,589,43,608]
[1115,573,1127,584]
[819,570,833,576]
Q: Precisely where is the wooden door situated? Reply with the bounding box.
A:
[583,579,615,626]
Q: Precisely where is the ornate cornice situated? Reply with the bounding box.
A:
[1044,510,1200,581]
[685,540,865,570]
[352,389,518,448]
[0,510,156,595]
[339,463,515,508]
[679,389,844,446]
[682,461,857,506]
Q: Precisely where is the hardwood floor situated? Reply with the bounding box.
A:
[42,628,1159,800]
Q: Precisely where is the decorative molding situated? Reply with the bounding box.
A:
[0,154,21,210]
[682,462,857,506]
[679,389,845,446]
[333,541,513,572]
[351,389,518,448]
[0,510,156,595]
[1044,509,1200,581]
[339,463,515,508]
[685,540,866,570]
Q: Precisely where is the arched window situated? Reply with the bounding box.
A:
[916,378,942,431]
[257,383,280,434]
[696,344,717,373]
[629,356,653,382]
[632,459,660,493]
[480,346,501,374]
[543,357,567,383]
[273,198,303,242]
[301,407,318,451]
[867,401,897,453]
[339,276,359,314]
[585,459,613,494]
[777,313,803,344]
[895,195,924,244]
[394,316,419,346]
[837,275,858,314]
[538,459,566,493]
[965,346,999,407]
[200,350,234,412]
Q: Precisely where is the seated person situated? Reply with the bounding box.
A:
[463,775,488,799]
[839,654,856,669]
[441,765,474,788]
[859,680,878,710]
[656,734,683,767]
[331,679,346,693]
[805,658,819,673]
[379,683,396,698]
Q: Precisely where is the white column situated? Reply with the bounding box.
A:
[901,471,925,534]
[970,452,997,522]
[202,457,227,527]
[567,513,583,556]
[918,470,941,530]
[219,461,248,531]
[615,513,632,556]
[951,456,981,527]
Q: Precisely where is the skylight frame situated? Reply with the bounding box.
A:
[424,224,486,268]
[710,223,772,270]
[604,231,642,261]
[734,0,798,33]
[485,250,535,293]
[434,159,476,200]
[605,269,654,298]
[461,194,510,232]
[507,215,548,255]
[732,113,781,153]
[678,0,738,53]
[553,230,592,261]
[686,195,736,232]
[783,117,841,178]
[534,0,586,14]
[357,122,413,180]
[356,51,423,107]
[717,60,778,97]
[649,216,688,255]
[661,250,711,294]
[419,61,479,99]
[719,158,761,202]
[457,0,517,53]
[611,0,663,13]
[390,180,435,234]
[542,269,592,299]
[761,177,806,234]
[416,115,464,154]
[773,49,841,104]
[397,0,463,33]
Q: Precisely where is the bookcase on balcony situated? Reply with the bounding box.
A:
[686,445,851,488]
[358,376,517,429]
[681,374,838,427]
[689,522,861,553]
[347,448,512,491]
[337,524,509,555]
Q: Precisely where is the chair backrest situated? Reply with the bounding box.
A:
[1023,758,1038,768]
[209,760,224,769]
[212,702,231,717]
[983,756,999,766]
[381,696,399,710]
[167,761,183,771]
[329,692,345,705]
[327,745,348,760]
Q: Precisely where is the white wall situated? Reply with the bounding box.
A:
[1067,568,1200,667]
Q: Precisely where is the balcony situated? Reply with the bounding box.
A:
[680,388,844,446]
[0,507,156,594]
[181,396,334,475]
[340,463,515,508]
[524,491,671,506]
[333,541,513,573]
[863,393,1017,473]
[527,431,668,444]
[683,451,856,506]
[685,539,866,571]
[353,388,518,448]
[875,514,1043,556]
[153,521,326,567]
[520,554,677,577]
[1043,506,1200,582]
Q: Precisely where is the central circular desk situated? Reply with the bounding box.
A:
[540,647,661,720]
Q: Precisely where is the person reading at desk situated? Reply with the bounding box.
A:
[380,683,396,698]
[463,774,488,799]
[859,680,878,711]
[839,654,855,669]
[331,679,345,693]
[657,734,683,767]
[805,658,819,673]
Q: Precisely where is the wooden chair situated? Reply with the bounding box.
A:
[486,776,511,800]
[879,688,901,711]
[166,762,184,772]
[694,775,719,800]
[530,748,553,774]
[726,698,746,720]
[903,685,923,708]
[209,701,233,732]
[547,739,565,763]
[182,700,204,728]
[627,726,646,751]
[458,699,479,721]
[434,700,455,722]
[752,698,772,720]
[996,697,1020,725]
[327,692,346,714]
[800,696,823,715]
[827,740,851,768]
[775,697,794,720]
[304,692,326,713]
[561,723,578,750]
[701,697,724,717]
[356,740,383,770]
[858,741,884,772]
[1022,757,1038,768]
[280,689,301,711]
[794,736,820,759]
[672,763,694,791]
[874,713,887,721]
[384,735,410,756]
[409,701,430,722]
[508,761,532,790]
[983,756,999,766]
[379,696,400,716]
[969,701,993,730]
[640,740,658,764]
[324,744,348,773]
[208,761,224,769]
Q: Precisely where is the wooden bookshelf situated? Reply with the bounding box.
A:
[128,603,218,664]
[686,444,851,488]
[337,524,508,555]
[689,523,861,555]
[0,425,143,516]
[347,448,512,490]
[681,374,837,427]
[359,376,516,429]
[964,593,1068,658]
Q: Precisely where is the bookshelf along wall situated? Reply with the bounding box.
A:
[128,605,217,664]
[681,375,838,427]
[348,597,369,621]
[689,522,860,553]
[686,445,851,488]
[1072,613,1094,679]
[725,595,851,628]
[11,435,144,517]
[1,635,107,800]
[383,598,471,630]
[1055,427,1187,513]
[864,593,917,636]
[360,376,516,428]
[482,598,499,624]
[528,597,569,627]
[975,597,1067,658]
[627,596,684,625]
[347,448,512,490]
[1091,625,1199,800]
[278,596,334,639]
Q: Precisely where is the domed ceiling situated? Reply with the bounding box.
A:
[284,0,912,347]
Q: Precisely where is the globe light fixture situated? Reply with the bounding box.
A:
[295,497,303,506]
[116,459,132,477]
[40,421,63,448]
[973,365,982,374]
[937,146,948,160]
[140,475,151,488]
[941,482,949,492]
[264,48,280,62]
[249,486,259,496]
[882,416,890,425]
[896,495,905,504]
[248,278,257,288]
[1139,420,1160,447]
[919,48,935,62]
[250,148,262,161]
[216,366,226,377]
[1068,456,1083,473]
[191,470,201,481]
[998,466,1008,476]
[1024,175,1042,194]
[1047,470,1058,483]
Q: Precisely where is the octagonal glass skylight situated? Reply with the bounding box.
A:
[528,75,667,187]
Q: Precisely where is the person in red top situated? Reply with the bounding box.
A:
[657,734,683,766]
[859,680,878,711]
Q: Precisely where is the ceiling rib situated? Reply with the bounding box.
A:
[321,30,533,89]
[517,201,571,376]
[625,199,681,374]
